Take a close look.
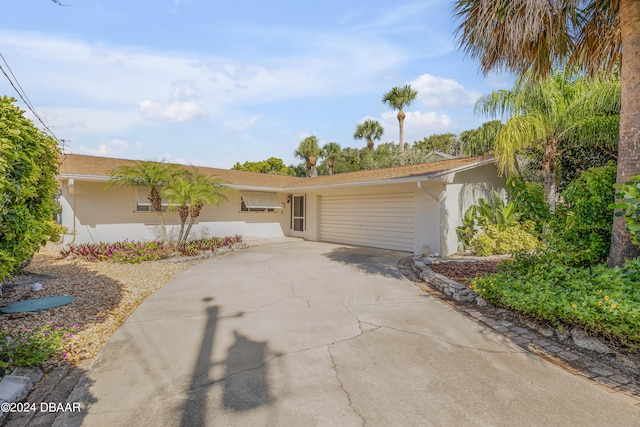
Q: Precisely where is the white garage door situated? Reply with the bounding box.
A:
[319,193,415,252]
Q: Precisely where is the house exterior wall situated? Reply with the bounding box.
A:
[59,180,290,245]
[441,163,507,255]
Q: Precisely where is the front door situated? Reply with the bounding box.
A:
[291,195,305,232]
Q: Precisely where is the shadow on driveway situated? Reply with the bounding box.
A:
[323,245,410,278]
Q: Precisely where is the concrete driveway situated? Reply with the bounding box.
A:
[57,240,640,426]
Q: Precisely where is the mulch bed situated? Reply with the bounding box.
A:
[428,260,502,287]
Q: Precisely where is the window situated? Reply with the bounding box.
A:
[136,188,179,212]
[240,192,282,212]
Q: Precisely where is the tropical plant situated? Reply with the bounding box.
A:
[294,136,322,177]
[470,221,539,256]
[475,190,521,231]
[231,157,290,175]
[456,205,478,249]
[322,142,341,175]
[354,119,384,150]
[506,176,551,233]
[475,71,620,211]
[546,162,617,266]
[611,172,640,248]
[0,97,60,282]
[413,133,459,156]
[107,160,177,242]
[382,84,418,151]
[459,120,502,157]
[452,0,638,267]
[164,169,232,245]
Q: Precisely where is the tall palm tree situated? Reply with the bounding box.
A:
[164,168,232,245]
[294,136,322,177]
[453,0,639,266]
[354,119,384,150]
[476,71,620,210]
[382,84,418,151]
[322,142,341,175]
[107,160,176,242]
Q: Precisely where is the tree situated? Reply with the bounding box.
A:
[107,160,176,242]
[413,133,459,155]
[294,136,322,177]
[0,97,60,281]
[354,119,384,150]
[459,120,503,157]
[231,157,290,175]
[164,169,232,245]
[322,142,341,175]
[453,0,638,267]
[382,84,418,151]
[476,71,620,210]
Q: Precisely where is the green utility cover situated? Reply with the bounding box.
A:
[1,296,75,313]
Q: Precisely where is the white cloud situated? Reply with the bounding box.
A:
[76,139,130,156]
[381,110,456,143]
[139,100,207,122]
[411,74,482,109]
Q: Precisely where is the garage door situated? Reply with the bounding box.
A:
[319,193,415,252]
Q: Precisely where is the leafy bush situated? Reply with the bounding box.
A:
[506,176,551,233]
[0,322,76,369]
[0,97,60,281]
[611,173,640,247]
[546,162,616,266]
[456,205,478,249]
[473,254,640,349]
[470,221,539,256]
[61,235,243,263]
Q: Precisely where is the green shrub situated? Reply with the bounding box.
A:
[611,173,640,247]
[473,254,640,349]
[470,221,539,256]
[507,176,550,233]
[546,162,616,266]
[0,97,60,281]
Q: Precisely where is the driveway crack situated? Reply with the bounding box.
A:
[327,345,365,426]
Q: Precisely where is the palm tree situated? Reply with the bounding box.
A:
[164,168,232,245]
[453,0,639,266]
[322,142,341,175]
[294,136,322,177]
[382,84,418,151]
[354,119,384,150]
[476,71,620,210]
[107,160,176,242]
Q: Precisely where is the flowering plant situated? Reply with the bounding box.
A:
[0,321,77,369]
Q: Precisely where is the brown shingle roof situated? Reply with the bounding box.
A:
[58,153,494,190]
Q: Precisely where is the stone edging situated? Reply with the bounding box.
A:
[411,256,485,305]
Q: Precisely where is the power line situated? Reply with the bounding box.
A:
[0,51,64,147]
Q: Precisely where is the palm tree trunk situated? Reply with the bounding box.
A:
[398,110,406,151]
[543,138,558,211]
[609,0,640,267]
[158,212,168,242]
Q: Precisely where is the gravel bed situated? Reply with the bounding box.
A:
[0,243,199,369]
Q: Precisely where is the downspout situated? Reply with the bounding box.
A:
[67,179,77,246]
[417,181,446,257]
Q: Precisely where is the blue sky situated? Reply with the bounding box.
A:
[1,0,512,168]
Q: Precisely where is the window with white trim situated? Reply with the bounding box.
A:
[240,191,282,212]
[136,188,179,212]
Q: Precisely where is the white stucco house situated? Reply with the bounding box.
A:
[57,153,506,256]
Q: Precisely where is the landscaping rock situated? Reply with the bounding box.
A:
[0,375,33,405]
[10,367,43,384]
[571,328,614,354]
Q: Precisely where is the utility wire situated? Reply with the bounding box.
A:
[0,51,65,149]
